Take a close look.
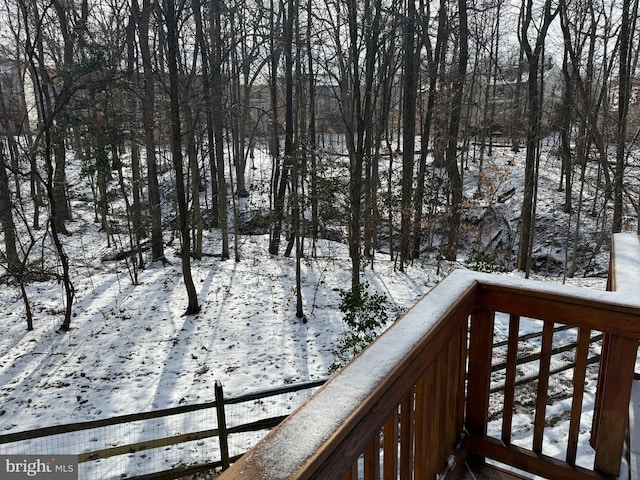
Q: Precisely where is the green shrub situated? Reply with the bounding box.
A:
[465,254,506,273]
[329,282,389,374]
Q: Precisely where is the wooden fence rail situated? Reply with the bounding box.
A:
[0,378,326,479]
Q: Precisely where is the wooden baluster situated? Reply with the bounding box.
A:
[434,346,448,474]
[342,462,358,480]
[466,307,495,466]
[383,407,399,480]
[425,366,438,479]
[399,388,415,480]
[591,333,609,446]
[364,433,381,480]
[533,320,555,453]
[455,322,468,436]
[501,314,520,443]
[414,374,429,480]
[566,327,591,466]
[445,333,462,455]
[444,326,471,479]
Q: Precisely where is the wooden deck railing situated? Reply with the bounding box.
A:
[219,233,640,480]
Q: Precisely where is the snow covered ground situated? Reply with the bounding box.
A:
[0,233,442,428]
[0,138,637,479]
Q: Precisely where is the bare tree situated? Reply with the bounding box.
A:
[270,0,296,256]
[398,0,419,270]
[0,145,19,273]
[557,43,572,213]
[125,4,146,270]
[443,0,469,261]
[559,0,619,274]
[267,0,284,254]
[211,0,230,259]
[16,0,80,330]
[338,0,384,292]
[164,0,199,314]
[364,11,400,262]
[133,0,166,263]
[228,1,266,199]
[612,0,636,232]
[516,0,558,273]
[306,0,319,255]
[412,0,446,259]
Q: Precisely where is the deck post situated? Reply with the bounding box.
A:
[591,233,640,476]
[465,307,495,467]
[592,334,637,476]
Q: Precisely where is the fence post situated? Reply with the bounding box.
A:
[215,381,230,470]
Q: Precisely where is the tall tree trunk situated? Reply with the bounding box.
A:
[96,138,111,245]
[487,0,502,158]
[126,8,146,267]
[0,145,19,273]
[517,58,540,272]
[50,0,74,234]
[52,128,70,234]
[399,0,418,270]
[135,0,165,262]
[233,12,252,200]
[360,0,379,269]
[511,47,525,152]
[613,0,632,232]
[307,0,318,255]
[413,0,445,258]
[24,0,76,330]
[211,0,229,259]
[165,0,199,314]
[292,136,304,319]
[346,0,363,293]
[268,0,284,254]
[443,0,468,261]
[559,47,572,213]
[185,103,203,260]
[343,0,382,292]
[516,0,558,272]
[191,0,219,229]
[293,1,305,317]
[270,0,294,255]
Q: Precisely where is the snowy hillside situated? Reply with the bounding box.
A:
[1,137,634,478]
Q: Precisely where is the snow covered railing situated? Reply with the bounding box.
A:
[220,235,640,480]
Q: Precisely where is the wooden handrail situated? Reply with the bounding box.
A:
[219,236,640,480]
